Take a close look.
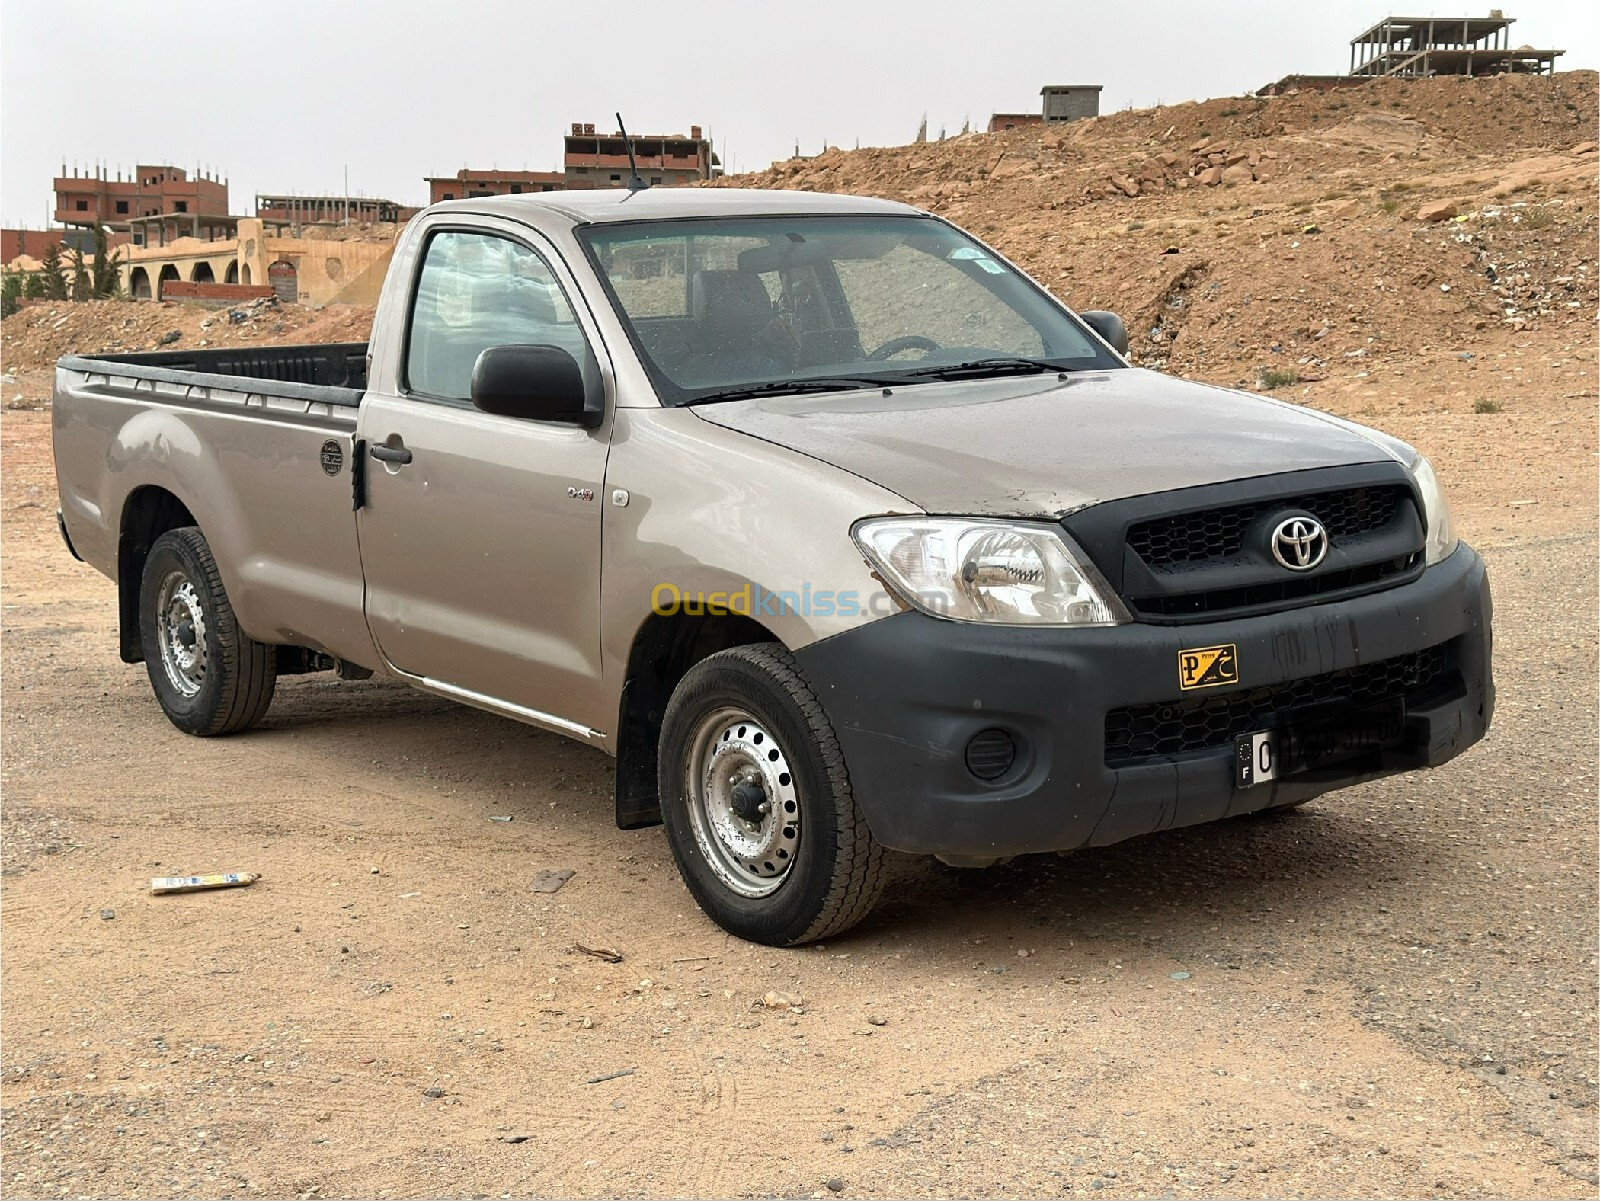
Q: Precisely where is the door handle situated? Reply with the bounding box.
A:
[369,441,413,466]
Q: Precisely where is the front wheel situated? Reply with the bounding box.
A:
[658,644,885,946]
[139,527,276,735]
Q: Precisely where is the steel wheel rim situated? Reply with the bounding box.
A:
[685,706,801,898]
[156,568,207,697]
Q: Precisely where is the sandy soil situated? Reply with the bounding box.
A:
[2,339,1595,1199]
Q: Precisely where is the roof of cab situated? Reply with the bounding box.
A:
[423,186,924,227]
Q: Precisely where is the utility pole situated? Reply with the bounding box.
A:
[343,165,350,226]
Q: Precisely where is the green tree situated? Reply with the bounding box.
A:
[90,225,124,298]
[68,244,91,301]
[37,241,68,300]
[1,269,21,319]
[23,270,46,300]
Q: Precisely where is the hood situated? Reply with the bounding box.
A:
[690,368,1401,517]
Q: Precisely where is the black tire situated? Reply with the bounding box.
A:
[658,643,885,946]
[139,527,276,736]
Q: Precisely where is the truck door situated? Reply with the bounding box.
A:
[355,222,614,741]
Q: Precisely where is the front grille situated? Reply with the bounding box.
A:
[1127,485,1408,568]
[1133,556,1420,617]
[1104,641,1453,765]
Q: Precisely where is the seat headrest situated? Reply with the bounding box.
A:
[690,270,771,332]
[470,275,557,327]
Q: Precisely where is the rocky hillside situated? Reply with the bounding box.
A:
[4,73,1593,405]
[713,71,1598,389]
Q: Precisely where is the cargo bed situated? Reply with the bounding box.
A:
[58,342,368,407]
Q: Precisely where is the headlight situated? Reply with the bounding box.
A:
[1409,454,1459,565]
[852,518,1126,625]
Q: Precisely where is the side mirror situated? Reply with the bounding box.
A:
[470,344,599,427]
[1079,310,1129,357]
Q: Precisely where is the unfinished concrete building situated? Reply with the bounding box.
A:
[255,194,416,228]
[562,123,719,189]
[1040,86,1103,123]
[54,164,229,246]
[1349,13,1564,78]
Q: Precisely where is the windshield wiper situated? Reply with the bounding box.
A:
[687,376,900,405]
[897,356,1071,381]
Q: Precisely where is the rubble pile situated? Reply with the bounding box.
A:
[1091,139,1281,198]
[1,298,375,372]
[294,221,406,243]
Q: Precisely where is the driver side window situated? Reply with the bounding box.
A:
[406,230,583,401]
[834,244,1044,358]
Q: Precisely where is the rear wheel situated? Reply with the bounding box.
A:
[140,527,276,735]
[658,643,885,946]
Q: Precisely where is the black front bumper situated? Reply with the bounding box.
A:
[795,545,1492,857]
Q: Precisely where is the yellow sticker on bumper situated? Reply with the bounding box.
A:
[1178,643,1238,691]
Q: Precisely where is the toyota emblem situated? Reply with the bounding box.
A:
[1270,516,1329,571]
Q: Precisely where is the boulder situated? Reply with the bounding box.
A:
[1199,166,1224,186]
[1221,162,1254,185]
[1417,199,1459,222]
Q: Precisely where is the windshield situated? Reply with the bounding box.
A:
[578,215,1123,404]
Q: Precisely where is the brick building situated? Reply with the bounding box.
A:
[562,123,718,189]
[54,165,228,242]
[986,113,1044,133]
[1,226,131,264]
[424,170,566,205]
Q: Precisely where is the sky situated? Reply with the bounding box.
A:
[2,0,1596,228]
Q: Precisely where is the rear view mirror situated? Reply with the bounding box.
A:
[470,344,599,427]
[1079,310,1129,356]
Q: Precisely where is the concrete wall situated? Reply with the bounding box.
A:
[117,218,396,306]
[118,239,240,300]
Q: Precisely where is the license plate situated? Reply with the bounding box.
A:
[1235,699,1407,788]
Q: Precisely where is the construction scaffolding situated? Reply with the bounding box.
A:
[1350,13,1563,78]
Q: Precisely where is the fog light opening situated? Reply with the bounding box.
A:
[965,727,1017,782]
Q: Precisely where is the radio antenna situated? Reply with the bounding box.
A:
[615,112,648,193]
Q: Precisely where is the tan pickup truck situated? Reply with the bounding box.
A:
[53,188,1493,945]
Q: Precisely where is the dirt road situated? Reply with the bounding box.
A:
[2,347,1595,1201]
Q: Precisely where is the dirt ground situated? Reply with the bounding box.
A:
[3,347,1596,1198]
[2,71,1598,1201]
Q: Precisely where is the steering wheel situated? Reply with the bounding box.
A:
[866,334,942,361]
